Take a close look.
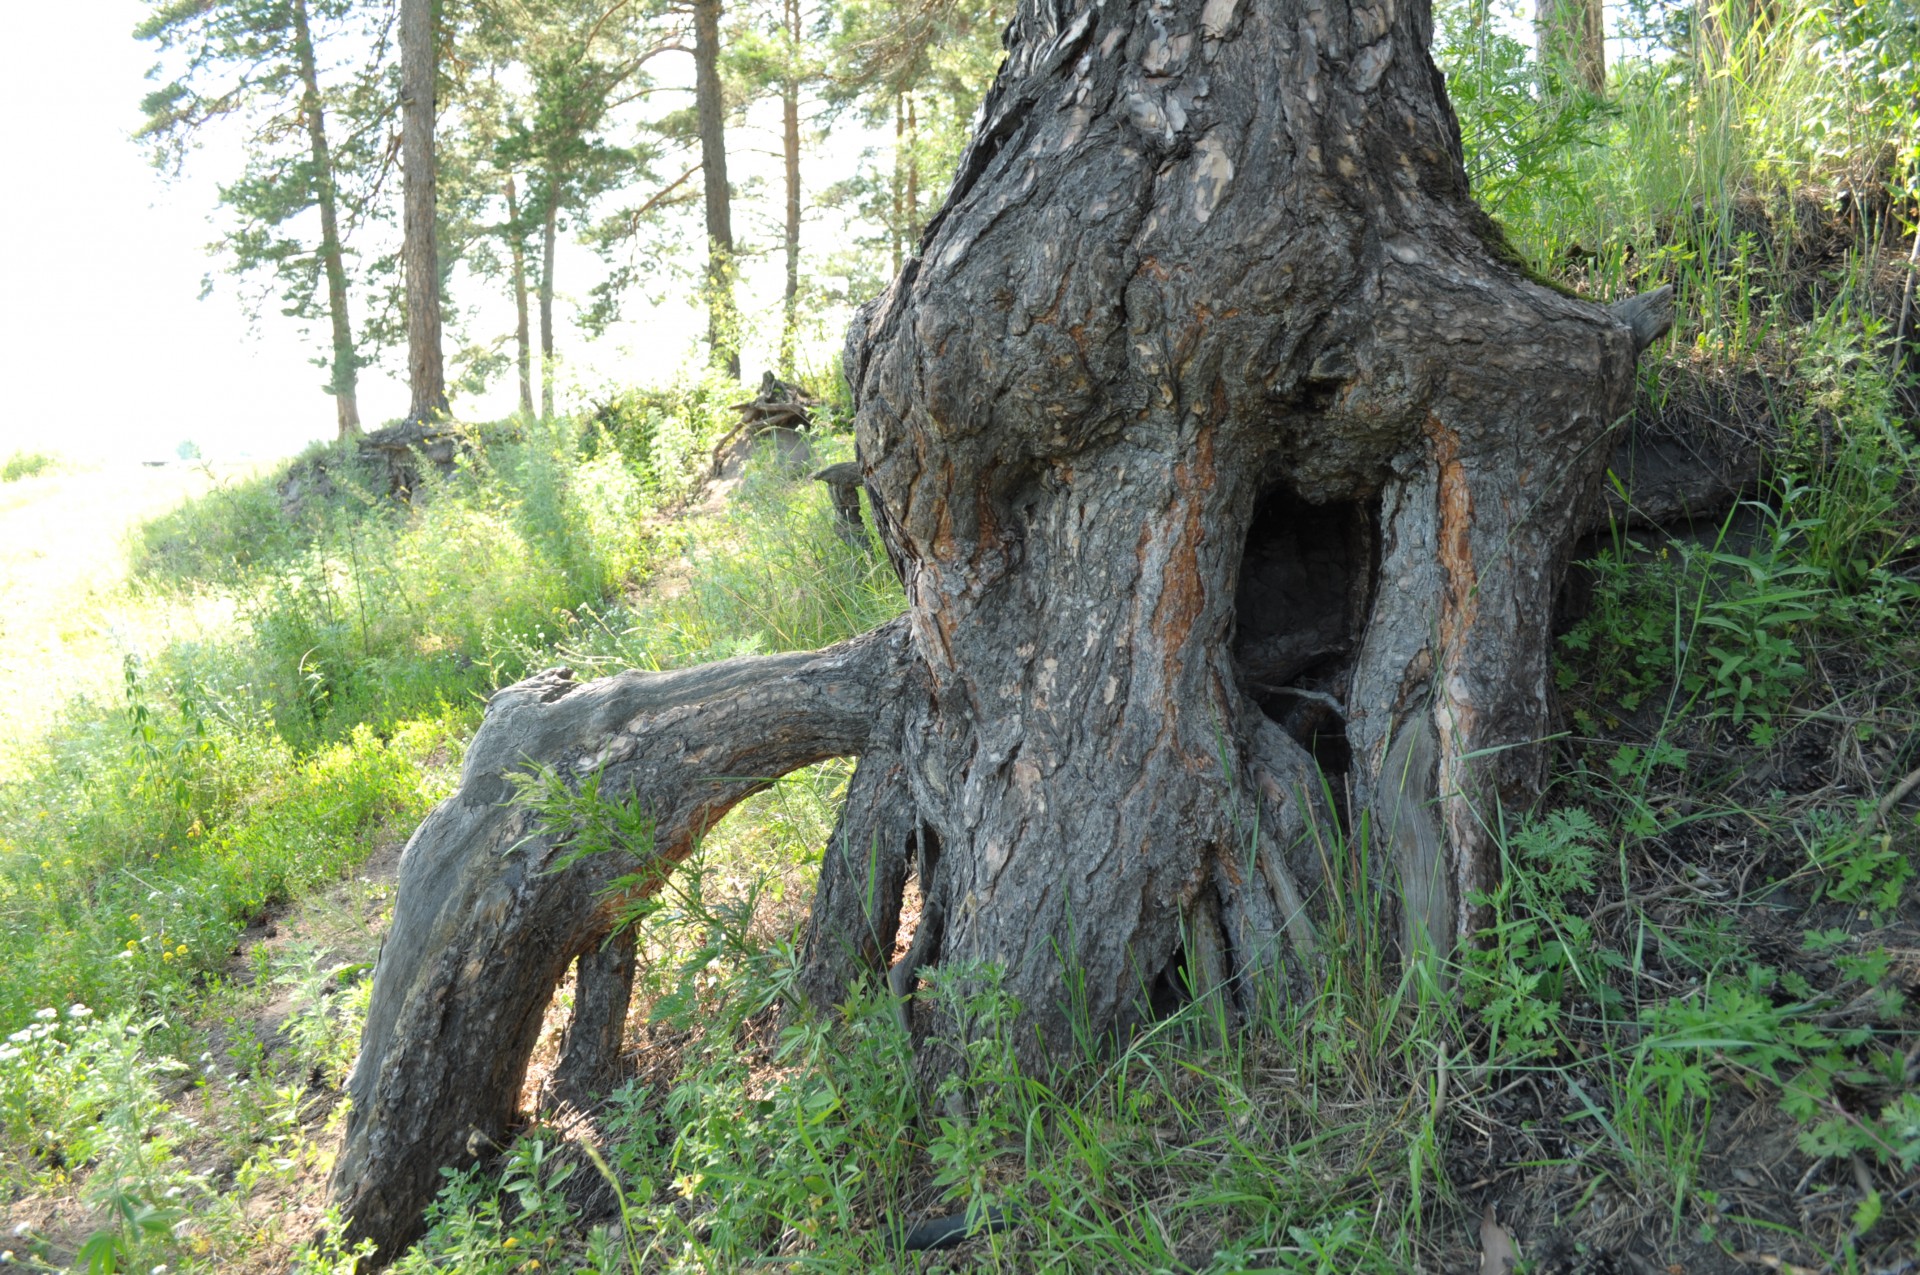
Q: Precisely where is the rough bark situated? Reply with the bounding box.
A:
[540,182,559,419]
[692,0,740,380]
[330,0,1677,1258]
[506,175,535,418]
[546,925,637,1106]
[330,620,912,1258]
[838,0,1667,1057]
[290,0,361,439]
[401,0,446,423]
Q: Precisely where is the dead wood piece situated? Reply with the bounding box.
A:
[1609,284,1676,356]
[330,618,912,1261]
[812,460,868,547]
[276,421,466,519]
[546,926,638,1108]
[708,372,820,477]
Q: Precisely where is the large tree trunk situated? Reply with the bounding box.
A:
[692,0,740,380]
[330,0,1672,1259]
[401,0,446,423]
[506,175,535,418]
[290,0,361,439]
[835,0,1665,1058]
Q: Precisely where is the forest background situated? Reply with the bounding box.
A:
[0,0,1917,1271]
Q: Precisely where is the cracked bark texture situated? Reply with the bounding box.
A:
[330,621,910,1258]
[842,0,1661,1051]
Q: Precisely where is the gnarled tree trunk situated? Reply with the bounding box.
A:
[837,0,1664,1056]
[331,0,1670,1259]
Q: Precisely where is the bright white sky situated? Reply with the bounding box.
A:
[0,2,850,464]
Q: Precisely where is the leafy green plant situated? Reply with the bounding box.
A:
[1797,806,1914,913]
[1,450,57,482]
[1464,807,1619,1051]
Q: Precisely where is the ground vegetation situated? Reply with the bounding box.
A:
[1,0,1916,1269]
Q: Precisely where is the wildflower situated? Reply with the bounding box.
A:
[129,913,140,923]
[503,1237,519,1249]
[9,1222,25,1236]
[3,1249,15,1263]
[175,944,188,956]
[67,1004,91,1019]
[126,940,138,951]
[34,1008,56,1021]
[162,952,174,963]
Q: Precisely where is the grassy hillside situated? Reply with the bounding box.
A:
[2,4,1918,1270]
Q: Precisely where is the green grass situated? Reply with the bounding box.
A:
[7,1,1920,1267]
[1,450,59,483]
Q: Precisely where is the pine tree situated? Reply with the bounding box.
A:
[401,0,446,423]
[822,0,1005,276]
[137,0,392,439]
[731,0,826,375]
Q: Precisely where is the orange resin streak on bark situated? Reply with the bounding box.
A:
[1424,416,1504,943]
[1150,425,1217,662]
[1423,415,1479,654]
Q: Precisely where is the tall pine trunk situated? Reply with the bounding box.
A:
[329,0,1671,1257]
[780,0,802,377]
[889,90,904,274]
[401,0,445,422]
[1538,0,1606,93]
[290,0,360,438]
[692,0,739,380]
[540,182,558,420]
[904,93,920,248]
[506,175,534,418]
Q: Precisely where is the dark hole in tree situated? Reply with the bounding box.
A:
[1145,939,1191,1020]
[1230,485,1374,776]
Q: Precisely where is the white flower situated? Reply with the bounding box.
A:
[66,1004,91,1019]
[6,1031,29,1045]
[9,1222,26,1236]
[33,1008,56,1021]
